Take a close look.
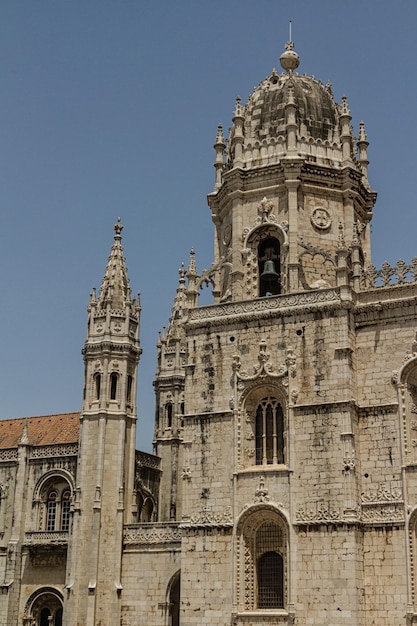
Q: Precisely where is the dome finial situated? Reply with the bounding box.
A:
[280,21,300,73]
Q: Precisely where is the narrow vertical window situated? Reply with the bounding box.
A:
[166,403,173,428]
[110,372,118,400]
[61,490,71,532]
[94,373,101,400]
[126,375,133,405]
[47,490,57,531]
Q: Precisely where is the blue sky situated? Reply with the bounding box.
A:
[1,1,417,452]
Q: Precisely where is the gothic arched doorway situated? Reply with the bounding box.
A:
[24,587,63,626]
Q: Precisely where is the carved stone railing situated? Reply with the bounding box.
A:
[135,450,161,471]
[123,522,181,546]
[360,259,417,289]
[23,531,68,546]
[0,449,18,462]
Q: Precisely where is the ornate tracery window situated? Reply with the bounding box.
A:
[237,508,287,612]
[255,396,284,465]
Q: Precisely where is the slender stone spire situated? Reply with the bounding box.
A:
[213,125,225,190]
[166,263,188,339]
[357,120,370,186]
[340,95,353,164]
[97,218,132,310]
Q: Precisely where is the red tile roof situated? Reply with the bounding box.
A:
[0,413,80,449]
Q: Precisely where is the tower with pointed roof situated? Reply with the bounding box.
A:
[65,219,141,626]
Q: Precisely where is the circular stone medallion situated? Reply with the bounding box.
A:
[311,207,331,230]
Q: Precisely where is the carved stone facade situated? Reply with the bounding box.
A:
[2,42,417,626]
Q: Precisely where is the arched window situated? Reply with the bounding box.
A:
[141,497,154,522]
[258,237,281,297]
[61,490,71,532]
[94,373,101,400]
[166,403,173,429]
[237,510,287,612]
[110,372,118,400]
[255,397,284,465]
[38,478,72,533]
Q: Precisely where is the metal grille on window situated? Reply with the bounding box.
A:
[256,522,284,608]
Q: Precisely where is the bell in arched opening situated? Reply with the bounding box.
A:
[258,237,281,297]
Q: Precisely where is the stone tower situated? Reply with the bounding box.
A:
[152,41,414,625]
[65,219,141,626]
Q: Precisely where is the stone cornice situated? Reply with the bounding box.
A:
[82,342,141,358]
[183,411,233,425]
[153,374,185,390]
[354,291,417,327]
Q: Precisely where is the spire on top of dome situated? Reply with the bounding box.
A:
[97,218,132,310]
[279,21,300,73]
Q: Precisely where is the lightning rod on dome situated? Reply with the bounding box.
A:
[279,21,300,73]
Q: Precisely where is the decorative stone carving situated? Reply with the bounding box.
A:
[361,504,404,524]
[24,531,68,546]
[391,370,399,386]
[188,288,340,325]
[257,197,275,223]
[184,505,233,528]
[360,257,417,289]
[123,523,182,545]
[311,207,331,230]
[0,449,18,461]
[360,486,404,524]
[361,485,402,504]
[182,465,191,481]
[290,388,299,404]
[30,444,78,459]
[254,476,269,503]
[343,456,355,471]
[295,502,341,524]
[233,339,291,383]
[223,224,232,246]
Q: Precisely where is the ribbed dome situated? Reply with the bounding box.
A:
[244,71,339,143]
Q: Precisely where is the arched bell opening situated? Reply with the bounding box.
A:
[258,237,281,297]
